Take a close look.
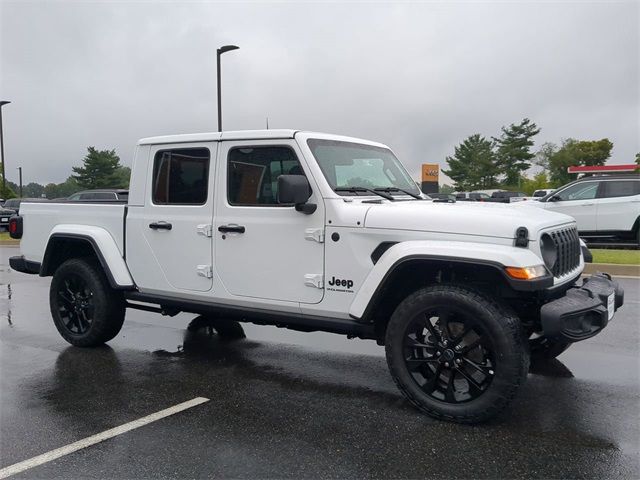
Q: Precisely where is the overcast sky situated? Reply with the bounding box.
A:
[1,0,638,186]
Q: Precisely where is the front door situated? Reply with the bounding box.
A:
[127,143,216,292]
[214,140,325,304]
[544,180,600,231]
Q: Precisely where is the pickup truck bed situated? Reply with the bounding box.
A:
[20,202,127,265]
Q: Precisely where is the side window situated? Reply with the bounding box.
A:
[227,146,304,206]
[93,192,116,200]
[556,182,599,201]
[152,148,210,205]
[601,180,640,198]
[68,194,81,200]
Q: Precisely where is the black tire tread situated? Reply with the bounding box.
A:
[49,257,125,347]
[385,284,529,424]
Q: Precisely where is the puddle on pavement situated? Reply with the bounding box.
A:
[0,282,12,326]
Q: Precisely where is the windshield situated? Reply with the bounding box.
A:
[306,139,421,196]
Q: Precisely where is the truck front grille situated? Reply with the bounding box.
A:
[550,226,581,277]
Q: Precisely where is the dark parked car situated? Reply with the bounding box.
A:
[427,193,456,202]
[2,197,49,215]
[0,206,17,231]
[455,192,491,201]
[67,189,129,201]
[485,191,527,203]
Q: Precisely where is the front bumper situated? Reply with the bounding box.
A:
[540,272,623,342]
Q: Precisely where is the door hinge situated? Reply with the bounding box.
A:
[304,273,324,289]
[196,265,213,278]
[197,224,213,237]
[304,228,325,243]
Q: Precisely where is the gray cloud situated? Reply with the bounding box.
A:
[1,0,638,185]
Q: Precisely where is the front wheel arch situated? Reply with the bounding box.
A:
[360,259,521,341]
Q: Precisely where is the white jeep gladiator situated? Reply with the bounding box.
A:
[9,129,624,423]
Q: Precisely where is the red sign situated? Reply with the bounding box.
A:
[567,164,638,173]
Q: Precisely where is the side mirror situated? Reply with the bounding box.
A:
[278,175,316,214]
[548,195,561,202]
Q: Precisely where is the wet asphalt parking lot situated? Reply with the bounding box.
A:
[0,245,638,479]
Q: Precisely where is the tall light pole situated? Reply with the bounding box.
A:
[0,100,11,190]
[16,166,22,198]
[217,45,239,132]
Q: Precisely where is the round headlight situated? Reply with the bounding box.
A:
[540,233,557,271]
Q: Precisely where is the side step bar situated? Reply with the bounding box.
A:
[124,292,376,340]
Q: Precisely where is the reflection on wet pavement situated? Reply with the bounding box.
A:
[1,246,639,479]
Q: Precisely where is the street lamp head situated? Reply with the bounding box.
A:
[0,101,10,107]
[217,45,239,55]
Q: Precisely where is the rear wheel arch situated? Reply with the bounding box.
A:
[41,234,129,290]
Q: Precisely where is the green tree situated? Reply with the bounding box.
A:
[545,138,613,187]
[546,139,577,186]
[44,176,81,199]
[634,152,639,167]
[521,171,550,195]
[443,134,499,190]
[0,183,16,199]
[439,184,455,194]
[112,166,131,189]
[569,138,613,166]
[23,182,45,198]
[72,147,125,189]
[493,118,540,186]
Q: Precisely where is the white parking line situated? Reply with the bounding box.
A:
[0,397,210,479]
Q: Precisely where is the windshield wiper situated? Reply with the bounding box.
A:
[374,187,424,200]
[334,187,395,201]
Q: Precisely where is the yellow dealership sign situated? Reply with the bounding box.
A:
[421,164,439,183]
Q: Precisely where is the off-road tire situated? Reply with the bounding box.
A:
[385,284,529,423]
[50,257,125,347]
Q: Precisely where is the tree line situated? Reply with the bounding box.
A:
[1,147,130,199]
[441,118,630,194]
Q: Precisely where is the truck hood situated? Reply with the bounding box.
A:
[363,201,573,239]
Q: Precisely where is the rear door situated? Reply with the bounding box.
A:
[126,143,216,292]
[596,179,640,232]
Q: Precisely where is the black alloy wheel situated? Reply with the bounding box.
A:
[50,257,125,347]
[385,285,529,423]
[56,273,95,335]
[403,306,496,403]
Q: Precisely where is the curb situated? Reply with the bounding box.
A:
[583,262,640,277]
[0,241,19,247]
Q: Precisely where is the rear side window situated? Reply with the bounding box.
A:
[600,180,640,198]
[92,192,117,200]
[152,148,210,205]
[227,146,303,206]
